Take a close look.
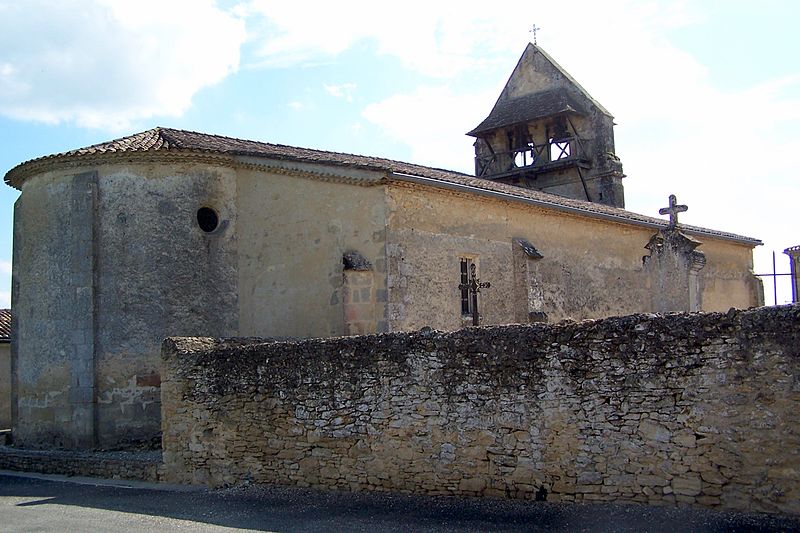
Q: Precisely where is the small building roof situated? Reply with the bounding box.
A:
[3,127,762,246]
[0,309,10,342]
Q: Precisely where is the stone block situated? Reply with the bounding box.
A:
[672,475,702,496]
[700,469,727,485]
[638,420,671,443]
[636,474,669,487]
[459,478,486,493]
[577,471,603,485]
[672,432,696,448]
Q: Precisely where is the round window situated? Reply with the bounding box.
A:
[197,207,219,233]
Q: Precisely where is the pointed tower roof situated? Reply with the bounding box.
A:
[468,43,612,137]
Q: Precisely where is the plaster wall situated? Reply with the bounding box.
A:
[12,170,97,448]
[236,169,387,338]
[700,238,764,311]
[92,162,239,446]
[0,343,9,428]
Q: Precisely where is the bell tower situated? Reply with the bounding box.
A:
[468,44,625,208]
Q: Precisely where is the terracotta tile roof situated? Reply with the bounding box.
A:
[3,127,761,246]
[468,88,586,136]
[4,127,467,186]
[0,309,9,342]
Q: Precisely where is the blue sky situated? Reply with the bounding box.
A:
[1,0,798,308]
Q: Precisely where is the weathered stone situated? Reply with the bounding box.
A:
[459,478,486,493]
[672,432,696,448]
[638,420,671,443]
[700,469,727,485]
[577,471,603,485]
[636,474,669,487]
[672,475,702,497]
[158,305,800,519]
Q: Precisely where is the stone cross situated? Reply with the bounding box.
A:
[530,24,541,45]
[659,194,688,228]
[459,263,491,326]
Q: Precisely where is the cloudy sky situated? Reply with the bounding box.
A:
[0,0,798,308]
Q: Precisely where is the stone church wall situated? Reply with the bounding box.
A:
[9,157,388,449]
[0,343,9,429]
[12,170,99,448]
[235,167,387,339]
[12,162,241,448]
[93,162,240,447]
[384,183,759,331]
[161,304,800,515]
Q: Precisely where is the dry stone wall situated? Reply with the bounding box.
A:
[161,305,800,515]
[0,446,161,482]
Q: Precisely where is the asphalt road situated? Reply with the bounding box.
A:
[1,471,799,532]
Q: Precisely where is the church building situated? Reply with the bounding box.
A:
[4,44,762,449]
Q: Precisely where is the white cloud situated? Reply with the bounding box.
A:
[0,260,10,276]
[363,86,492,172]
[240,0,534,77]
[324,83,357,102]
[287,101,305,111]
[0,0,246,130]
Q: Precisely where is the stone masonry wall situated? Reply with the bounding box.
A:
[0,446,161,482]
[161,305,800,515]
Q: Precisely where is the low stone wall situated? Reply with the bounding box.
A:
[0,446,161,482]
[161,305,800,515]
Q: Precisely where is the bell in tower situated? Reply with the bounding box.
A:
[467,44,625,208]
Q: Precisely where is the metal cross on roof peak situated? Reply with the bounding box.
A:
[530,24,541,45]
[659,194,688,228]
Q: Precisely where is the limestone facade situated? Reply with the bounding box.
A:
[161,305,800,515]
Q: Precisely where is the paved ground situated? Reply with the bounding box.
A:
[1,471,799,532]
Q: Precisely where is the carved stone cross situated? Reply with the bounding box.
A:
[458,263,491,326]
[659,194,688,228]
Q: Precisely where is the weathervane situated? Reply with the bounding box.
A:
[530,24,541,45]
